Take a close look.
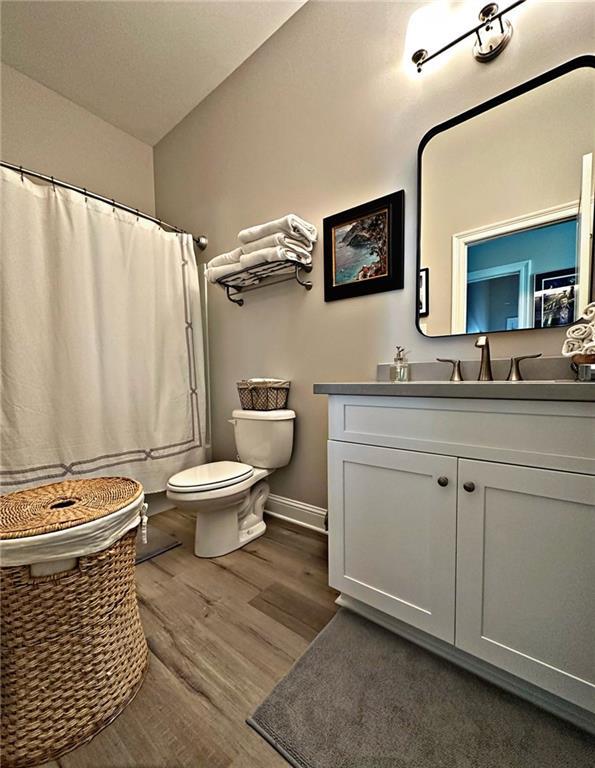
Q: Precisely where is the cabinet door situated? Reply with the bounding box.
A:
[456,459,595,712]
[328,440,457,642]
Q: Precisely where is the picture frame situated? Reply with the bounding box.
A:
[323,191,405,302]
[419,267,429,317]
[533,268,577,328]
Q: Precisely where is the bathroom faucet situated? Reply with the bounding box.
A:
[475,335,493,381]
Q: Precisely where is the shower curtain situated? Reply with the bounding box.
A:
[1,167,207,494]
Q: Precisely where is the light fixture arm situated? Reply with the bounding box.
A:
[412,0,526,73]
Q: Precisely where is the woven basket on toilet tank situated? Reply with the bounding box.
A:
[0,477,149,768]
[237,378,290,410]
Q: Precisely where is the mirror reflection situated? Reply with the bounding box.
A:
[418,65,594,337]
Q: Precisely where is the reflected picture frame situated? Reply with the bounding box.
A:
[534,268,578,328]
[419,268,429,317]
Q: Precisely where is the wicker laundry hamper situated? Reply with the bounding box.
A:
[0,477,149,768]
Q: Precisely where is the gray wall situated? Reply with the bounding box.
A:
[153,1,595,508]
[1,64,155,213]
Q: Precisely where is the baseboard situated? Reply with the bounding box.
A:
[265,494,327,533]
[337,594,595,736]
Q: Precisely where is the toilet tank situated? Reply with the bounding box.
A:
[231,409,296,469]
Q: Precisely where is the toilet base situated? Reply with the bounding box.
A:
[196,518,266,558]
[167,475,271,559]
[239,519,267,548]
[193,494,268,558]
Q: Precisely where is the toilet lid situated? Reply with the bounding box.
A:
[167,461,254,493]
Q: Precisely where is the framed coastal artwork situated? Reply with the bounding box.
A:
[323,191,405,301]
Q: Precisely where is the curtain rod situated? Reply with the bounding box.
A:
[1,161,208,251]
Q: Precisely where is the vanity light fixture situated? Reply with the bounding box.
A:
[412,0,526,73]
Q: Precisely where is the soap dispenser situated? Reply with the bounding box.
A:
[391,346,410,382]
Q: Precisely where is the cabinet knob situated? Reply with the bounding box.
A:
[463,481,476,493]
[437,476,449,487]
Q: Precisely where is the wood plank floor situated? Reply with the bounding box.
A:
[41,510,338,768]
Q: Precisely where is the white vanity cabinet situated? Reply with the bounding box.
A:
[328,442,457,642]
[455,459,595,713]
[324,394,595,723]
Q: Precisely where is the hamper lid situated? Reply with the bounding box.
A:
[0,477,143,540]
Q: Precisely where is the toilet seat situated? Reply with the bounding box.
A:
[167,461,254,494]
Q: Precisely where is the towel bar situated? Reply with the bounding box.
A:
[216,261,313,306]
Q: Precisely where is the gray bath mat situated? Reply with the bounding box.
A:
[248,609,594,768]
[135,526,181,564]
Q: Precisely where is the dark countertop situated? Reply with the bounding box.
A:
[313,381,595,402]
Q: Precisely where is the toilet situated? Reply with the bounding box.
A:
[166,409,296,557]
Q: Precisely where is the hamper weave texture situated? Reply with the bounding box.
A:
[237,379,290,410]
[0,478,149,768]
[0,476,143,539]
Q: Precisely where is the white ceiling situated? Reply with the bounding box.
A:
[1,1,306,145]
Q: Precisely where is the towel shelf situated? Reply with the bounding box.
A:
[215,260,313,306]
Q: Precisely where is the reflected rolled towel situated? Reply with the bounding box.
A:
[581,302,595,322]
[238,214,317,247]
[582,339,595,354]
[207,247,242,269]
[206,262,243,284]
[241,232,313,256]
[239,247,312,270]
[561,338,584,357]
[566,322,593,341]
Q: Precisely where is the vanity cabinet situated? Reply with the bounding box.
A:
[325,394,595,720]
[328,442,457,642]
[455,459,595,713]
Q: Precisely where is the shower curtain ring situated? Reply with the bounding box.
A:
[84,189,88,203]
[112,199,116,213]
[136,209,139,221]
[19,165,24,182]
[51,176,56,191]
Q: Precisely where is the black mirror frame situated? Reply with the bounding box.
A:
[416,54,595,339]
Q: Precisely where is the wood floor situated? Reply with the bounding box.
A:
[41,510,338,768]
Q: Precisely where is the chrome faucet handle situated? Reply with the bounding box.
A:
[507,353,542,382]
[474,335,493,381]
[437,358,464,382]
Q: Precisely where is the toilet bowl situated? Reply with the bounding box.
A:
[166,409,296,557]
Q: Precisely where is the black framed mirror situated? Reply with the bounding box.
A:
[416,56,594,338]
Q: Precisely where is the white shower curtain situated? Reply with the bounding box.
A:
[1,167,207,494]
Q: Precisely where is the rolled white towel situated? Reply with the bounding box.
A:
[207,247,242,269]
[566,322,593,341]
[206,262,243,284]
[238,214,317,247]
[241,232,313,256]
[239,247,312,269]
[561,338,583,357]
